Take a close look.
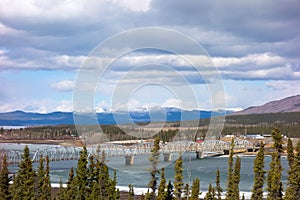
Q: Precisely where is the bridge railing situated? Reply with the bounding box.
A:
[1,139,254,164]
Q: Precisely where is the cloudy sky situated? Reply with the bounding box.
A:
[0,0,300,113]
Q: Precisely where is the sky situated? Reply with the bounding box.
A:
[0,0,300,113]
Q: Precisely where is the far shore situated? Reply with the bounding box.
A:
[0,139,82,147]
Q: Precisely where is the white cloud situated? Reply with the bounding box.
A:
[213,53,287,70]
[162,98,181,108]
[55,100,73,112]
[0,99,73,113]
[110,0,151,12]
[51,80,75,92]
[265,81,289,90]
[0,22,23,35]
[0,0,299,113]
[0,51,83,71]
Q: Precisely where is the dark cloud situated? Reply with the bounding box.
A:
[149,0,300,42]
[0,0,299,81]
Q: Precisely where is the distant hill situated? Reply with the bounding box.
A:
[233,95,300,115]
[0,108,229,126]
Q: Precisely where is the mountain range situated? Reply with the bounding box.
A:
[0,108,228,126]
[233,94,300,115]
[1,94,299,126]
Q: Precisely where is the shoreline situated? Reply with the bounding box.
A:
[49,183,260,200]
[0,139,82,147]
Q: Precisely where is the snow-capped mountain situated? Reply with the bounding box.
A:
[0,107,230,126]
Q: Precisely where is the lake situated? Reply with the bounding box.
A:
[3,143,289,195]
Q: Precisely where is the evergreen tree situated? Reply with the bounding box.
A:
[145,189,151,200]
[190,178,200,200]
[272,128,283,153]
[212,186,216,200]
[64,167,76,199]
[267,129,284,200]
[11,146,36,200]
[166,180,174,200]
[74,146,89,200]
[90,152,119,200]
[267,151,283,200]
[183,183,190,199]
[232,156,241,200]
[36,155,46,199]
[88,155,96,192]
[287,138,294,168]
[43,155,51,200]
[242,193,245,200]
[251,142,265,200]
[148,136,160,200]
[284,140,300,200]
[0,154,10,200]
[56,177,65,200]
[128,184,134,200]
[174,154,184,200]
[99,161,110,198]
[225,138,235,200]
[215,168,222,200]
[157,168,167,200]
[107,170,120,200]
[204,183,214,200]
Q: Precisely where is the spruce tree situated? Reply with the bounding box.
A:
[64,167,76,199]
[267,151,283,200]
[242,193,245,200]
[11,146,36,200]
[107,170,120,200]
[74,146,89,200]
[272,128,283,153]
[157,168,167,200]
[99,161,110,198]
[251,142,265,200]
[183,183,189,199]
[215,168,222,200]
[232,156,241,200]
[284,140,300,200]
[148,136,160,200]
[267,129,283,200]
[56,177,65,200]
[212,187,216,200]
[36,155,46,199]
[225,138,235,200]
[174,154,184,200]
[145,189,151,200]
[128,184,134,200]
[88,155,96,192]
[287,138,294,168]
[204,183,214,200]
[43,155,51,200]
[91,152,119,200]
[190,178,200,200]
[0,154,10,200]
[166,180,174,200]
[33,156,51,200]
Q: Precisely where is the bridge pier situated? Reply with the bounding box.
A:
[125,155,134,165]
[196,151,204,159]
[163,153,172,162]
[223,150,229,155]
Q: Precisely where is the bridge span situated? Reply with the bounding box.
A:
[1,139,255,165]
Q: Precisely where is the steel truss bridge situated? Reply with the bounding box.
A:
[1,140,255,165]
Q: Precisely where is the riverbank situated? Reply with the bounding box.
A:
[0,138,83,147]
[49,184,263,200]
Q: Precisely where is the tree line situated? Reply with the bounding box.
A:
[1,128,300,199]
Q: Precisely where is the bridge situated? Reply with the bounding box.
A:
[0,139,255,165]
